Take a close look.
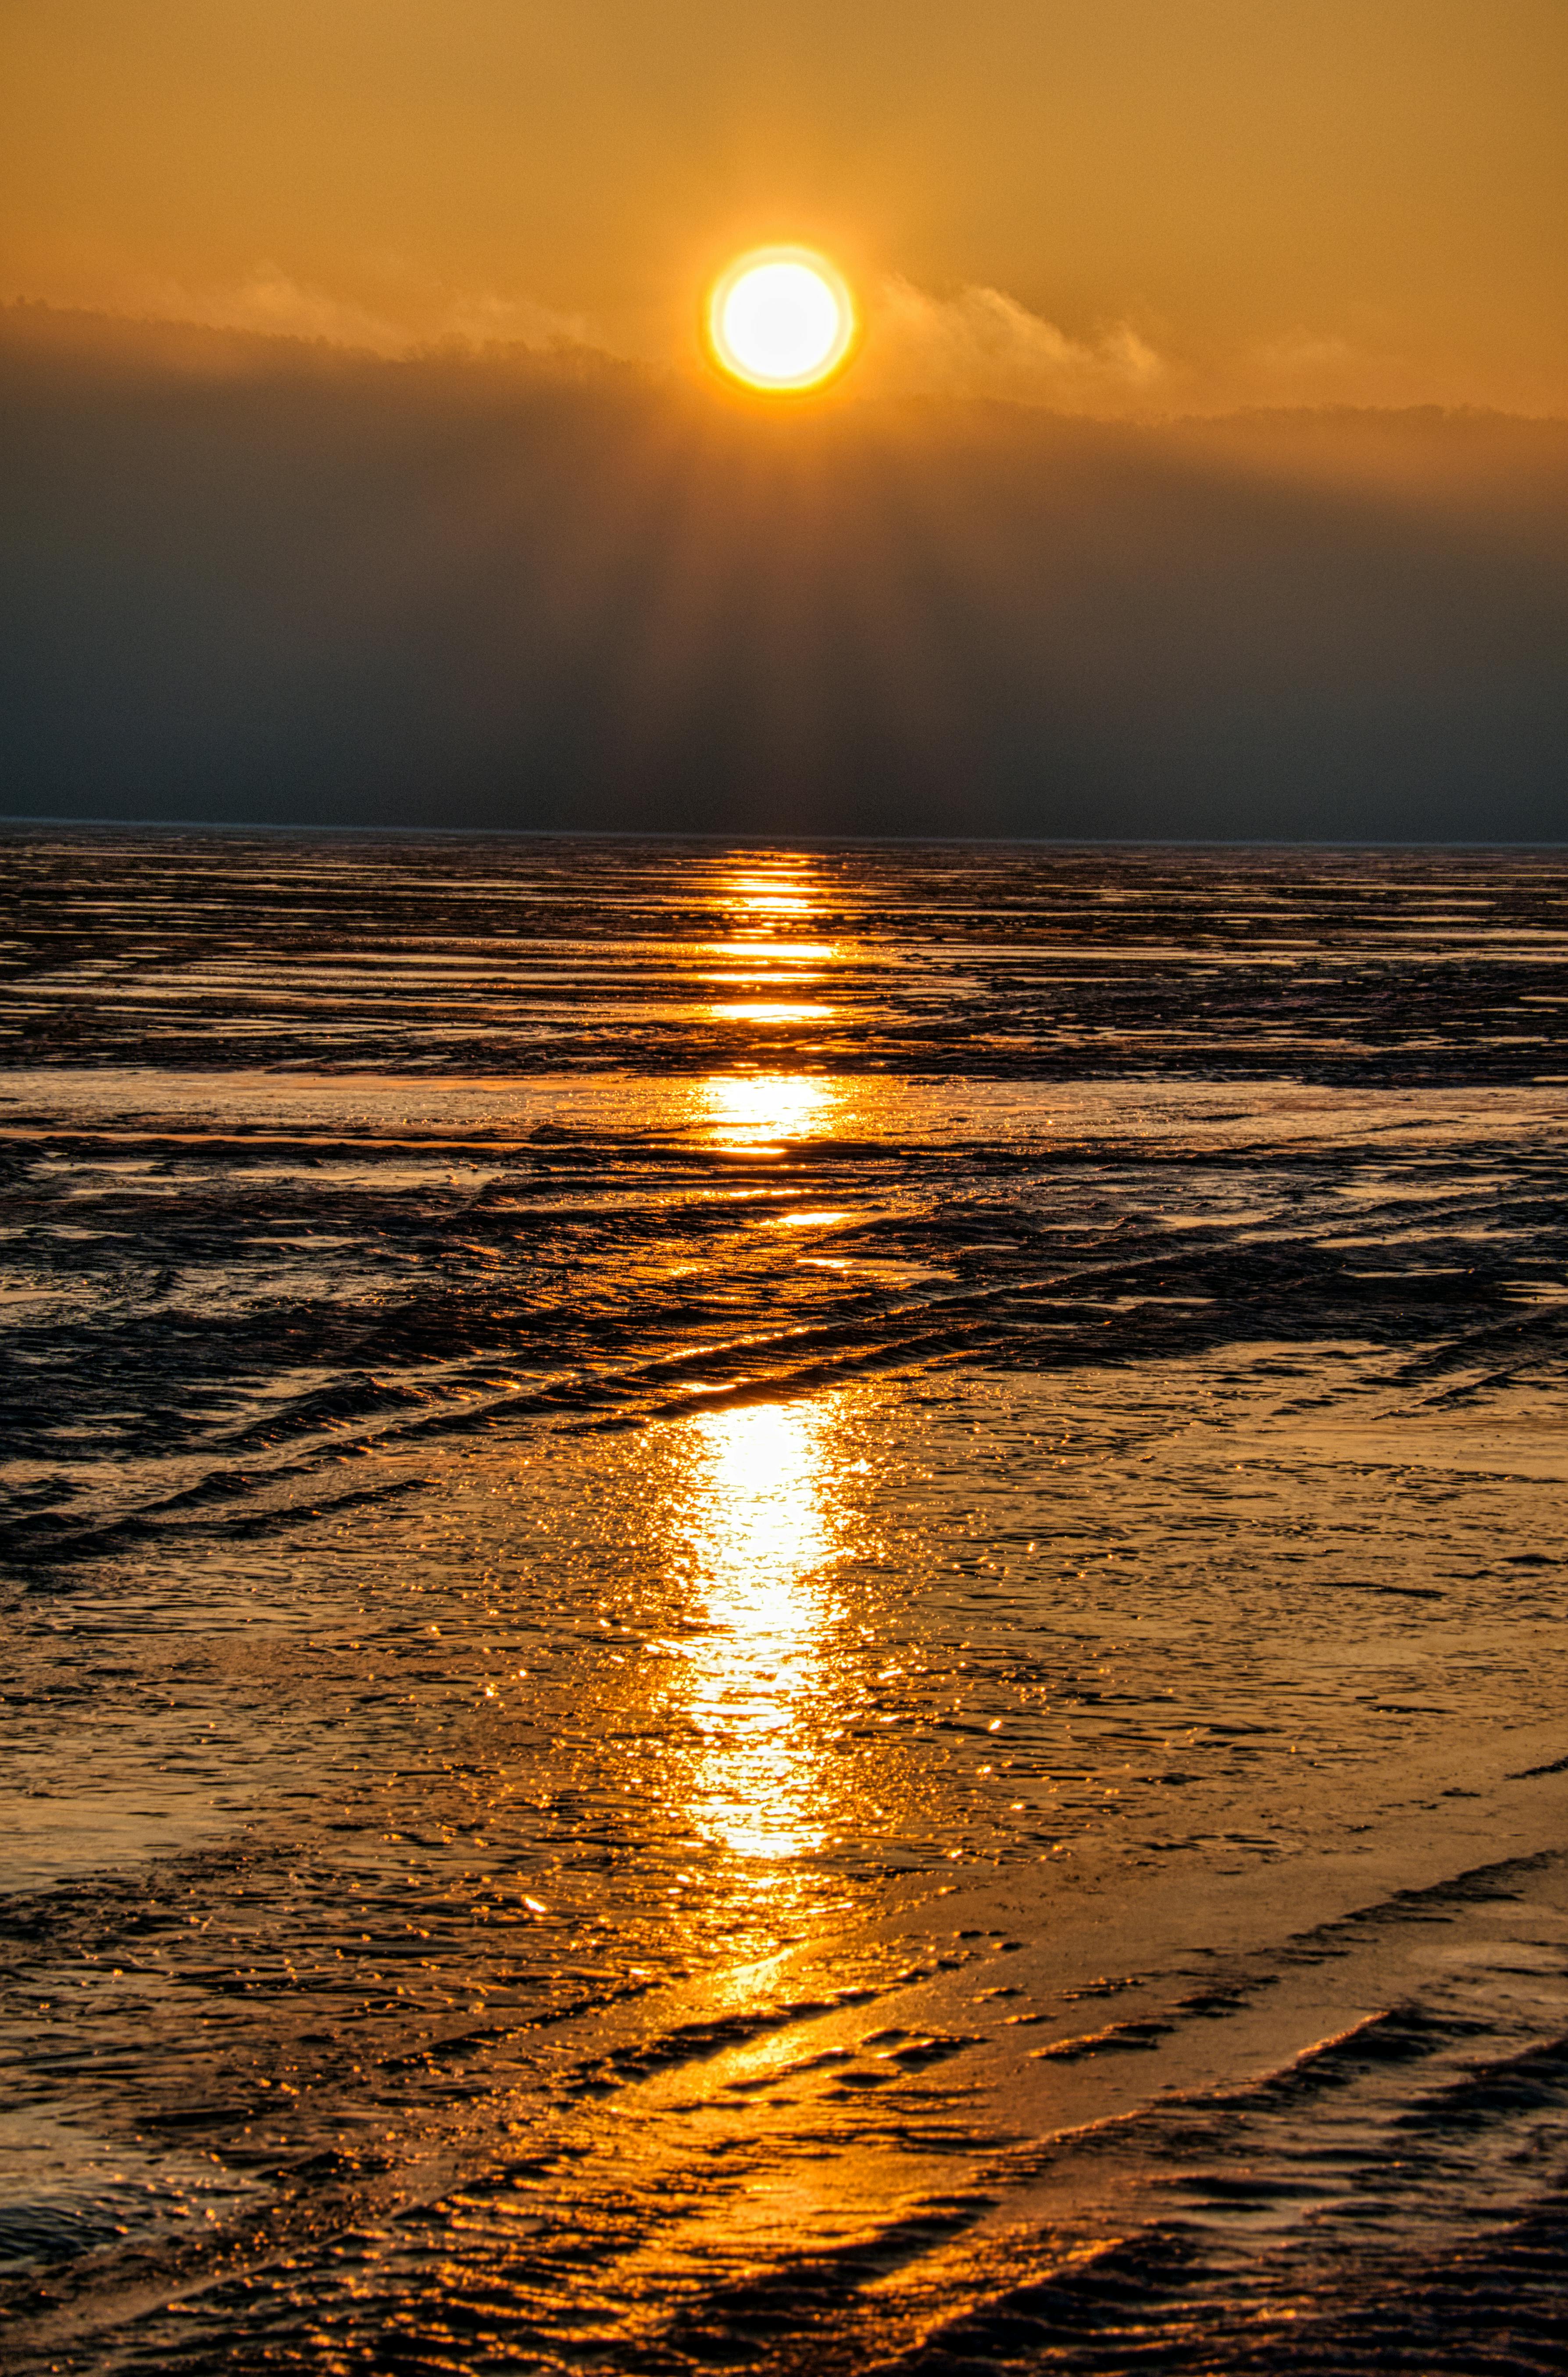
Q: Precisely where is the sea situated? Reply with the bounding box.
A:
[3,827,1568,2373]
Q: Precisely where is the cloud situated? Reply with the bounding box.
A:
[429,286,596,356]
[862,275,1166,408]
[860,288,1553,419]
[102,265,595,360]
[1238,324,1424,409]
[1254,328,1362,379]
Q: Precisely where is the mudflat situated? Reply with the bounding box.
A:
[3,831,1566,2372]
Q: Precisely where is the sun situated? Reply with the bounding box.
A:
[705,247,858,394]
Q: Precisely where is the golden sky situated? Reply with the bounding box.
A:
[3,0,1564,414]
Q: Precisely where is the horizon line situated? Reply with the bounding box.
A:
[4,814,1566,854]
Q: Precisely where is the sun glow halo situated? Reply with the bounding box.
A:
[706,248,857,393]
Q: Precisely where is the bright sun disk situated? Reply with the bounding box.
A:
[707,248,857,393]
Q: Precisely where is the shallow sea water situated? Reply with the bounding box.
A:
[3,830,1568,2372]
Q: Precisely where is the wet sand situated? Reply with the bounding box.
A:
[2,832,1566,2371]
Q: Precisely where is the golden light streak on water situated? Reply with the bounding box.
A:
[698,867,841,1022]
[704,1001,834,1024]
[696,1072,838,1146]
[670,1398,846,1863]
[700,941,837,962]
[724,871,816,915]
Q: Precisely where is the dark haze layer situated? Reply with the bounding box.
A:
[3,305,1566,838]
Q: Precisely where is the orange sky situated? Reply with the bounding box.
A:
[3,0,1565,414]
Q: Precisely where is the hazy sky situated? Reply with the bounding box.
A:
[4,0,1565,413]
[4,4,1565,837]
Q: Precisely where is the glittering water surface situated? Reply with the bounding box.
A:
[3,832,1568,2373]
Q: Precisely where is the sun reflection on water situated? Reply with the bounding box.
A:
[724,871,814,916]
[698,865,842,1024]
[702,941,836,963]
[671,1399,845,1863]
[697,1073,836,1148]
[706,1002,834,1024]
